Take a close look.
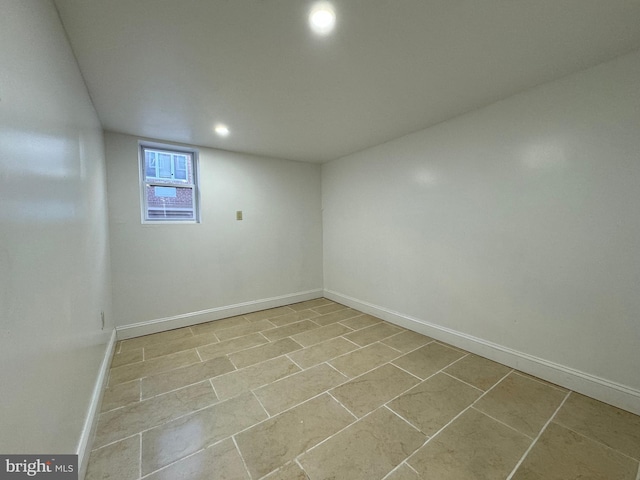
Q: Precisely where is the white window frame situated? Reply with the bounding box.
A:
[139,141,201,224]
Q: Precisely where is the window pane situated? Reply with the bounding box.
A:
[158,153,172,178]
[174,155,187,180]
[145,151,156,178]
[146,185,195,220]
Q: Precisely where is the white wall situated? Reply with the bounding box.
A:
[0,0,113,457]
[322,50,640,412]
[105,132,323,333]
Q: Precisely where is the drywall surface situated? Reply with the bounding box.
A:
[0,1,113,453]
[323,51,640,393]
[105,132,323,327]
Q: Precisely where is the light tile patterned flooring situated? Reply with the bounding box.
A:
[87,298,640,480]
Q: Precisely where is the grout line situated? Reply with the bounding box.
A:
[511,370,568,393]
[252,391,272,418]
[294,458,312,480]
[383,405,423,434]
[636,461,640,480]
[389,362,426,382]
[327,391,358,420]
[469,406,534,440]
[404,367,515,465]
[138,433,142,480]
[441,370,484,393]
[405,461,421,477]
[302,403,384,456]
[381,342,404,353]
[232,435,254,480]
[195,348,203,362]
[209,378,219,399]
[554,419,640,464]
[92,432,141,452]
[505,390,572,480]
[340,336,363,348]
[285,353,305,371]
[139,438,229,479]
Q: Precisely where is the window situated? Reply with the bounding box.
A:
[139,143,200,222]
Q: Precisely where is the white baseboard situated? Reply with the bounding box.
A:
[325,289,640,416]
[77,328,117,480]
[116,289,324,340]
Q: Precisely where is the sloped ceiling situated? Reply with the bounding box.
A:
[55,0,640,162]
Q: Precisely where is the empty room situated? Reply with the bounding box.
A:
[1,1,640,479]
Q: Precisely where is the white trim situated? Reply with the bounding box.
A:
[324,289,640,416]
[116,289,324,340]
[77,328,117,480]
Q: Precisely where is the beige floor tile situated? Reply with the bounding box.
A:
[288,298,334,311]
[228,338,302,369]
[299,406,425,480]
[553,392,640,460]
[511,422,638,480]
[144,332,219,359]
[261,320,320,341]
[255,363,348,415]
[269,309,321,327]
[408,408,531,480]
[262,461,309,480]
[190,315,249,336]
[474,372,566,437]
[110,348,143,368]
[345,322,404,347]
[216,320,275,342]
[211,356,301,401]
[515,371,569,392]
[330,342,400,378]
[236,394,355,479]
[142,356,235,398]
[244,306,295,322]
[381,330,433,353]
[85,435,140,480]
[109,349,200,386]
[288,337,359,369]
[388,373,481,436]
[141,392,267,475]
[94,381,217,448]
[312,303,348,315]
[214,319,275,342]
[101,380,140,413]
[385,463,421,480]
[340,314,383,330]
[444,353,511,391]
[392,343,465,380]
[331,364,420,418]
[120,327,193,352]
[144,438,249,480]
[313,308,362,326]
[291,322,352,347]
[197,333,268,361]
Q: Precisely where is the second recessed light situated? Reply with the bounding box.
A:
[309,2,336,36]
[214,124,230,137]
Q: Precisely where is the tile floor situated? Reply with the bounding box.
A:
[86,298,640,480]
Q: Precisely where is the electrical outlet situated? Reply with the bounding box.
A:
[236,210,243,221]
[101,311,105,330]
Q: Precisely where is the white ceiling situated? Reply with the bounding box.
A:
[54,0,640,163]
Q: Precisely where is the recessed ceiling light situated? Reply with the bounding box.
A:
[214,124,230,137]
[309,2,336,36]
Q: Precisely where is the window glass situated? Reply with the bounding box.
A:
[140,144,199,222]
